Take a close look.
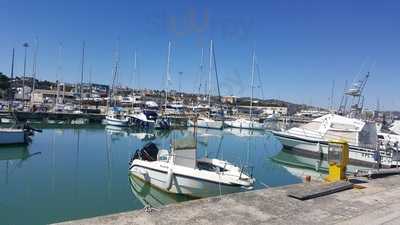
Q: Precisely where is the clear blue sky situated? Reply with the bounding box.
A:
[1,0,400,110]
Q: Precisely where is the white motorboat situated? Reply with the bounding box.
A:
[188,116,223,129]
[224,118,265,130]
[0,128,28,145]
[129,111,157,129]
[272,113,397,167]
[129,138,255,198]
[105,107,129,127]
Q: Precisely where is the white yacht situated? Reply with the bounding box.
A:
[224,118,265,130]
[105,107,129,127]
[188,116,223,129]
[272,114,396,167]
[129,138,254,198]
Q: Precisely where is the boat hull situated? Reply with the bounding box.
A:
[130,164,242,198]
[0,129,26,145]
[105,117,129,127]
[224,120,265,130]
[273,131,394,168]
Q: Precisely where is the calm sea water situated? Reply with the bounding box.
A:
[0,125,304,225]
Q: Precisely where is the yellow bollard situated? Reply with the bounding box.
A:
[324,140,349,182]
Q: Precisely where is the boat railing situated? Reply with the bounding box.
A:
[239,164,254,180]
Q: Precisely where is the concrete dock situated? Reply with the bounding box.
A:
[56,175,400,225]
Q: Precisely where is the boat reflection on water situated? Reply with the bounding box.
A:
[1,145,41,183]
[0,145,30,161]
[271,149,369,175]
[130,132,156,141]
[105,125,129,137]
[129,175,194,208]
[224,128,265,137]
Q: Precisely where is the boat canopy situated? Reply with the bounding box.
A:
[173,137,196,150]
[294,114,377,148]
[173,137,197,169]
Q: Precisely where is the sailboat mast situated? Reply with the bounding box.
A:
[208,40,213,107]
[133,50,137,89]
[31,38,38,96]
[131,50,137,111]
[250,51,256,121]
[56,43,62,105]
[9,48,15,110]
[198,48,204,97]
[165,41,172,111]
[79,41,85,111]
[211,41,224,119]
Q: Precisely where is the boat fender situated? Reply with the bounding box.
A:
[165,167,174,190]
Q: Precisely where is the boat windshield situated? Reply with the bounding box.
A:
[197,161,227,172]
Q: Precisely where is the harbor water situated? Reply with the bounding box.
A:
[1,125,309,224]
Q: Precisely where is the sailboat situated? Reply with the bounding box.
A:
[188,40,223,129]
[105,42,129,127]
[0,48,30,145]
[129,136,255,198]
[224,51,265,130]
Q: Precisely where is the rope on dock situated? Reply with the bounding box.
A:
[143,205,160,214]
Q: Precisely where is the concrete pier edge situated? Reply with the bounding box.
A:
[54,175,400,225]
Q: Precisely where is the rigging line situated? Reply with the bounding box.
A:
[215,134,225,159]
[353,57,369,84]
[211,41,224,117]
[369,61,376,74]
[196,48,204,96]
[255,56,265,100]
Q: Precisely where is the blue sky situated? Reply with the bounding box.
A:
[1,0,400,110]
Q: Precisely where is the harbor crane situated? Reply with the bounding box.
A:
[338,72,370,118]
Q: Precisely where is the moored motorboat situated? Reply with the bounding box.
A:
[129,138,254,198]
[129,111,157,129]
[105,107,129,127]
[272,113,398,168]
